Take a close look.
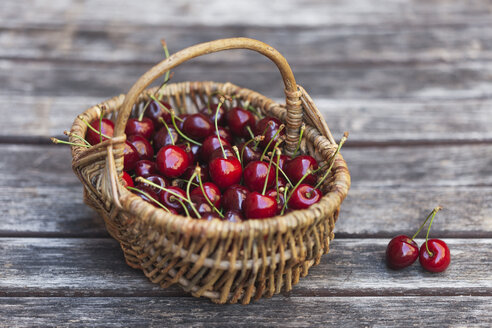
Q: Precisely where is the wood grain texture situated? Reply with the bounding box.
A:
[0,296,490,328]
[0,238,490,297]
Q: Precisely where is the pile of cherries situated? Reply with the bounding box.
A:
[65,95,344,223]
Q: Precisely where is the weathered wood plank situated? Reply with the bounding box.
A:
[0,238,490,297]
[2,60,492,100]
[2,96,492,142]
[0,296,490,327]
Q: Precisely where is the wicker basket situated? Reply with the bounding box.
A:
[69,38,350,304]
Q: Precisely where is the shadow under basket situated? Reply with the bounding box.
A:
[68,38,350,304]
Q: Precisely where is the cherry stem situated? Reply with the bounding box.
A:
[271,161,293,187]
[64,130,90,146]
[196,166,224,218]
[275,148,281,202]
[51,137,90,148]
[149,94,182,121]
[292,123,305,159]
[410,207,438,240]
[78,116,111,139]
[256,121,274,148]
[232,146,241,165]
[246,125,256,142]
[158,117,175,145]
[280,166,315,216]
[424,206,443,257]
[186,171,202,218]
[139,74,174,121]
[262,146,277,195]
[172,196,190,217]
[280,185,290,215]
[214,97,227,159]
[313,132,348,191]
[170,110,202,146]
[260,124,285,161]
[240,136,264,164]
[127,186,171,213]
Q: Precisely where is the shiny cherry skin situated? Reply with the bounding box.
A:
[419,239,451,273]
[243,161,275,192]
[217,127,233,144]
[87,118,114,145]
[125,117,155,140]
[134,160,158,177]
[187,195,214,218]
[386,235,419,269]
[191,182,221,208]
[156,145,190,178]
[137,174,168,196]
[288,184,322,210]
[121,171,134,188]
[209,157,243,190]
[209,146,235,162]
[145,100,172,125]
[222,184,249,212]
[265,189,285,214]
[199,103,226,126]
[159,186,186,213]
[244,192,278,219]
[176,143,197,163]
[132,186,160,207]
[255,117,284,151]
[176,114,189,131]
[123,141,139,171]
[181,164,209,185]
[238,142,261,165]
[276,154,290,172]
[200,212,221,221]
[223,210,244,223]
[182,113,214,141]
[200,135,231,163]
[127,135,154,160]
[153,126,179,152]
[226,107,256,138]
[284,155,318,186]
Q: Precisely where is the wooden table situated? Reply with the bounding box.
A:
[1,1,491,326]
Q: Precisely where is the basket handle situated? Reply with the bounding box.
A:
[113,37,303,154]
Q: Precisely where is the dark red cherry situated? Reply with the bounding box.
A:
[137,174,168,196]
[182,113,213,141]
[176,143,196,163]
[121,171,134,188]
[217,127,233,144]
[277,154,290,172]
[200,212,221,221]
[255,117,284,151]
[181,164,209,185]
[190,182,221,208]
[127,135,154,160]
[199,103,226,126]
[125,118,155,140]
[209,157,243,190]
[419,239,451,273]
[226,107,256,138]
[123,141,139,171]
[153,126,179,152]
[159,186,186,214]
[386,235,419,270]
[145,99,172,125]
[238,142,261,165]
[223,210,244,223]
[284,155,318,186]
[132,186,160,207]
[200,135,231,163]
[288,184,322,210]
[209,146,235,162]
[87,118,114,145]
[187,194,214,218]
[176,114,189,131]
[266,189,285,214]
[244,192,277,219]
[134,160,158,178]
[156,145,190,178]
[243,161,275,192]
[222,184,249,212]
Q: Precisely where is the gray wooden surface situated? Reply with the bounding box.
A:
[1,1,491,327]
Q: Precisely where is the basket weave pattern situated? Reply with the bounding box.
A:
[69,39,350,304]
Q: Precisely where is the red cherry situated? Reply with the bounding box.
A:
[244,192,277,219]
[200,212,221,221]
[199,103,226,126]
[255,117,284,151]
[86,118,114,145]
[238,142,261,165]
[226,107,255,138]
[419,239,451,273]
[386,235,419,269]
[200,135,231,162]
[123,141,139,171]
[265,189,285,214]
[182,113,214,141]
[288,184,322,210]
[176,114,189,131]
[144,100,172,125]
[277,154,289,172]
[156,145,190,178]
[223,210,244,223]
[243,161,275,192]
[217,127,233,144]
[209,146,235,162]
[121,171,134,188]
[127,135,154,160]
[187,194,214,218]
[181,164,209,185]
[190,182,221,208]
[134,160,158,177]
[222,184,249,212]
[125,118,155,140]
[209,157,243,190]
[176,143,197,163]
[136,175,168,196]
[153,126,179,152]
[284,155,318,186]
[132,186,160,207]
[159,186,186,213]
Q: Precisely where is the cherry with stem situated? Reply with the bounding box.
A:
[170,110,202,146]
[312,132,348,191]
[127,186,171,213]
[64,130,90,146]
[159,117,175,145]
[292,123,305,158]
[195,166,224,218]
[51,137,90,148]
[259,124,284,161]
